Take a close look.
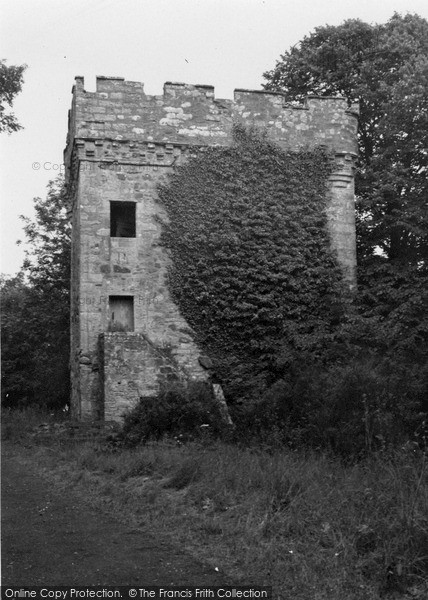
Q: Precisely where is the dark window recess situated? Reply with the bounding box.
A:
[108,296,134,332]
[110,202,136,237]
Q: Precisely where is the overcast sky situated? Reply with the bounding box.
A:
[1,0,427,275]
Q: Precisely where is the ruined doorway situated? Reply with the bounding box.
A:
[108,296,134,331]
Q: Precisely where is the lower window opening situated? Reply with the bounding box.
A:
[108,296,134,332]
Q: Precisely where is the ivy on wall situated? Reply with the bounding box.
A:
[158,126,346,398]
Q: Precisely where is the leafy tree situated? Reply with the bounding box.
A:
[263,13,428,370]
[20,177,71,294]
[1,177,71,408]
[1,274,38,406]
[0,59,26,133]
[263,13,428,267]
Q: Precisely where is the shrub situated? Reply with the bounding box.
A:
[120,381,227,447]
[233,357,427,458]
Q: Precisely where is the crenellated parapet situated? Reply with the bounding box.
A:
[65,76,358,153]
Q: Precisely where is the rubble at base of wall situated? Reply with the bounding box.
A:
[28,420,121,444]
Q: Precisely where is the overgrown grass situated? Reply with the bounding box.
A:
[1,405,64,442]
[2,408,428,599]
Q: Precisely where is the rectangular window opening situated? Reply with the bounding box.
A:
[108,296,134,332]
[110,201,136,237]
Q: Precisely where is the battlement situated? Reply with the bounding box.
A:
[67,75,359,154]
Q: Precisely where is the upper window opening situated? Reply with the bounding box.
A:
[110,202,136,237]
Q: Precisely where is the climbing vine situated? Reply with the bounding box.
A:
[158,126,346,398]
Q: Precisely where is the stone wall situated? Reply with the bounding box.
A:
[64,76,359,421]
[100,332,184,421]
[67,76,358,151]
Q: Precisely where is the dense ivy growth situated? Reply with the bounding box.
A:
[158,127,345,397]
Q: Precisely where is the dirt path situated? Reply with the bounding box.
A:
[1,443,234,587]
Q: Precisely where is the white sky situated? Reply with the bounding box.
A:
[1,0,427,276]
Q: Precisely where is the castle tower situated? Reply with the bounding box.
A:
[64,76,359,421]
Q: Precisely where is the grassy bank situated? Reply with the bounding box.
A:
[2,407,428,599]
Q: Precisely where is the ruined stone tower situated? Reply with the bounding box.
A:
[64,75,359,422]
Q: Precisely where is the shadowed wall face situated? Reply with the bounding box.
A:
[64,76,359,421]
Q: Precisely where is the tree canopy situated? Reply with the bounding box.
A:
[0,59,26,134]
[1,178,71,408]
[263,13,428,269]
[263,12,428,380]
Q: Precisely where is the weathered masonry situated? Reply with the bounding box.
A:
[64,75,359,421]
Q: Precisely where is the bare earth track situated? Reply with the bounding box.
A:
[1,442,234,587]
